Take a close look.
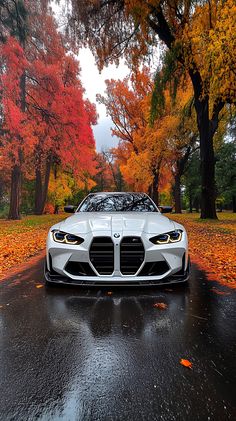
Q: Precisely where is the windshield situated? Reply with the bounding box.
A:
[78,193,158,212]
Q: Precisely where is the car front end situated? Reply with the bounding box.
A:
[45,207,189,286]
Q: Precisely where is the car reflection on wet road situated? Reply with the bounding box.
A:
[0,259,235,420]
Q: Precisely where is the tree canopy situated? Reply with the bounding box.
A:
[69,0,236,218]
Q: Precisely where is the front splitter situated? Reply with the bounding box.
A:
[44,265,190,287]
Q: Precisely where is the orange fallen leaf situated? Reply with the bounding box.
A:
[180,359,192,369]
[36,284,43,289]
[153,302,167,309]
[0,305,3,309]
[211,288,230,296]
[107,291,113,295]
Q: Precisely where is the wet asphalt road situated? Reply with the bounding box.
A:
[0,259,236,421]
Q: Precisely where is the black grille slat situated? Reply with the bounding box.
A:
[90,237,114,275]
[89,249,113,255]
[120,237,144,275]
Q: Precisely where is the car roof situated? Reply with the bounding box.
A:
[90,192,147,195]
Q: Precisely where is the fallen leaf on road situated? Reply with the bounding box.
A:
[107,291,113,295]
[180,359,192,369]
[0,305,3,309]
[165,288,173,292]
[211,287,230,296]
[153,302,167,309]
[169,214,236,289]
[36,284,43,289]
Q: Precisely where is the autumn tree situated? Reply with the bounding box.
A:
[27,5,97,214]
[47,164,96,213]
[0,1,97,218]
[101,149,124,191]
[28,50,97,213]
[98,68,197,206]
[69,0,236,218]
[94,150,125,192]
[97,68,169,203]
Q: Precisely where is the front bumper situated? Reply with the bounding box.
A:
[44,259,190,287]
[46,230,189,286]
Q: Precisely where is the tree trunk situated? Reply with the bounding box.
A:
[117,169,123,191]
[152,172,159,205]
[189,190,193,213]
[6,2,28,220]
[8,73,26,220]
[54,204,59,214]
[41,156,52,213]
[35,167,43,215]
[34,155,52,214]
[194,198,199,213]
[148,184,153,198]
[194,97,217,219]
[8,165,21,219]
[189,68,219,219]
[232,195,236,213]
[174,173,181,213]
[172,147,192,214]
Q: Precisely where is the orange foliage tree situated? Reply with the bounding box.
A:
[97,68,170,203]
[98,68,197,206]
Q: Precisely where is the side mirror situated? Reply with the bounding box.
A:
[158,206,173,213]
[64,205,75,213]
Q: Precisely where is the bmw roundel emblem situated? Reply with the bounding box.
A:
[114,233,120,238]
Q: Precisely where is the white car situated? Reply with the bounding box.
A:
[45,192,190,286]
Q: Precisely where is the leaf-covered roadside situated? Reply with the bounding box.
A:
[0,214,65,276]
[169,213,236,289]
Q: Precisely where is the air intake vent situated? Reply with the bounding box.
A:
[65,261,96,276]
[90,237,114,275]
[120,237,144,275]
[138,261,169,276]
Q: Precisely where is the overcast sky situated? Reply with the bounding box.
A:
[78,48,129,151]
[51,1,130,152]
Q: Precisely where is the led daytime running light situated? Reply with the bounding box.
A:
[52,230,83,245]
[150,230,183,245]
[156,232,182,244]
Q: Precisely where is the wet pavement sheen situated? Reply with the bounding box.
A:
[0,259,236,420]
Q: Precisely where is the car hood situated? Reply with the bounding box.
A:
[52,212,178,235]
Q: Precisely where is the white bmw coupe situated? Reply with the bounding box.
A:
[45,192,190,286]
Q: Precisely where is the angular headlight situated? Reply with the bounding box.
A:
[52,230,84,245]
[150,229,183,244]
